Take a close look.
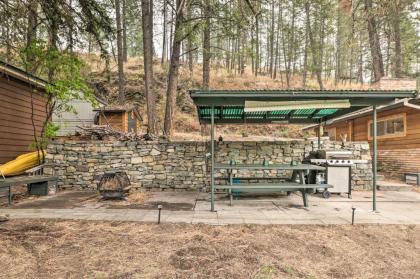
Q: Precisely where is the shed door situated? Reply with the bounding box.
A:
[128,111,137,133]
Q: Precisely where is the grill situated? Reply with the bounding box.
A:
[309,150,368,198]
[310,151,368,166]
[311,159,367,165]
[97,171,131,199]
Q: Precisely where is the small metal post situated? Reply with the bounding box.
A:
[317,123,321,149]
[351,207,356,225]
[372,105,377,211]
[8,186,12,206]
[210,106,215,212]
[157,204,162,224]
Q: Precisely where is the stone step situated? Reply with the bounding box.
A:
[377,180,412,192]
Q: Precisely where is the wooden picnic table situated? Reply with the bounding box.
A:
[214,163,331,207]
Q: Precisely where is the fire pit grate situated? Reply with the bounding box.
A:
[98,171,131,199]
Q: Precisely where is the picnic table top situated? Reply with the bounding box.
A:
[214,163,325,171]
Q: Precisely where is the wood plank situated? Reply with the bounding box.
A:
[0,132,41,141]
[215,183,332,190]
[0,79,46,102]
[0,125,42,136]
[0,145,32,152]
[0,176,58,187]
[0,83,46,104]
[0,103,46,119]
[0,112,46,127]
[0,90,46,111]
[0,100,46,117]
[0,119,43,131]
[0,150,27,158]
[0,138,36,146]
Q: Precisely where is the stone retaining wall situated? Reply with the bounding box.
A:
[45,139,373,191]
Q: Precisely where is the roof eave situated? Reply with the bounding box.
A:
[0,61,48,90]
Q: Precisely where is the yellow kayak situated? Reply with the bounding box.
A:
[0,150,45,177]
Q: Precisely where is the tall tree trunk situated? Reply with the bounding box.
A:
[251,30,254,74]
[357,33,364,84]
[385,24,391,76]
[319,10,325,81]
[202,0,211,89]
[115,0,125,104]
[240,33,245,74]
[286,1,295,85]
[391,0,402,77]
[169,2,174,60]
[273,2,280,80]
[122,0,128,62]
[26,0,38,71]
[335,4,342,85]
[161,0,167,65]
[226,38,231,70]
[349,6,356,85]
[364,0,384,82]
[302,14,309,87]
[141,0,156,134]
[186,4,193,74]
[255,14,260,76]
[305,1,323,90]
[280,2,290,87]
[269,0,275,77]
[163,0,185,137]
[68,0,74,53]
[47,1,59,82]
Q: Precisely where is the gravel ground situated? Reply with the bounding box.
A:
[0,219,419,279]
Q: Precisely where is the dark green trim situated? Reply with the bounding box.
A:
[191,89,418,124]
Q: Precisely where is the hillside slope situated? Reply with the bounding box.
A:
[85,56,371,140]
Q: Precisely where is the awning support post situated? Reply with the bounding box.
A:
[372,105,377,212]
[210,106,215,212]
[317,123,321,149]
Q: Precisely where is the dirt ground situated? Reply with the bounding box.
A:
[0,220,419,279]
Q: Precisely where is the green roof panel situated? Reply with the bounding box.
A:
[193,89,418,124]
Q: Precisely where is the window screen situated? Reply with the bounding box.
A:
[370,115,405,138]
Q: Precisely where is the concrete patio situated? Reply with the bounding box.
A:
[1,189,420,225]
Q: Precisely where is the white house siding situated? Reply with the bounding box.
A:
[52,100,98,136]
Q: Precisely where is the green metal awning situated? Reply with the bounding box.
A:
[190,89,418,124]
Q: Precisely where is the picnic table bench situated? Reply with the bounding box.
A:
[214,163,332,207]
[0,175,58,205]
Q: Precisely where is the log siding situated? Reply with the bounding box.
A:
[325,105,420,176]
[0,76,47,164]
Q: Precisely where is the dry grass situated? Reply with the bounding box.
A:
[0,219,419,278]
[127,192,151,203]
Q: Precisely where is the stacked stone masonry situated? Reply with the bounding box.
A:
[45,139,373,191]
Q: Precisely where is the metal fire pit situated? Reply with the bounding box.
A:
[98,171,131,199]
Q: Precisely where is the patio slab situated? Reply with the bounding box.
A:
[1,190,420,225]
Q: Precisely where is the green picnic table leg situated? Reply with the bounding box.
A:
[288,170,298,196]
[298,170,309,207]
[301,190,308,207]
[229,169,233,206]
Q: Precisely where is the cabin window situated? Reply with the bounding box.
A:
[368,113,406,139]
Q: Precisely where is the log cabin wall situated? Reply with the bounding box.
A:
[98,112,125,132]
[97,109,141,133]
[0,75,47,164]
[325,105,420,176]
